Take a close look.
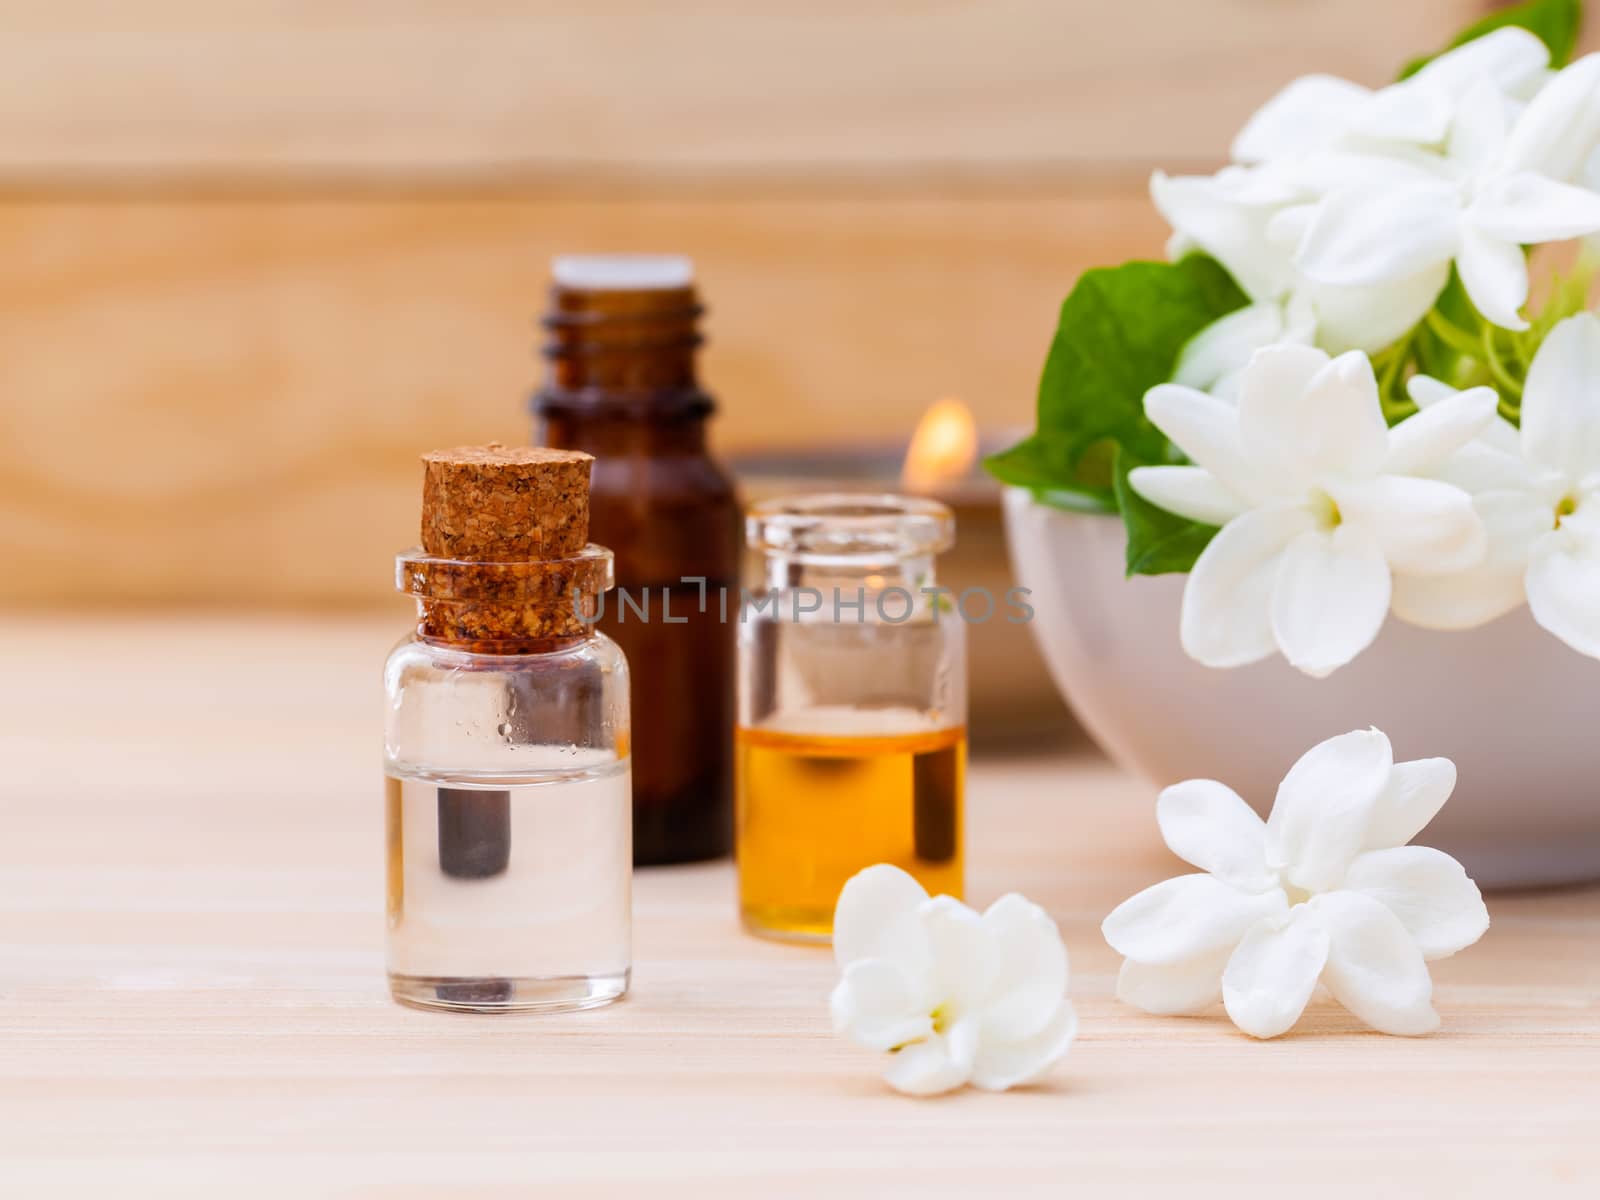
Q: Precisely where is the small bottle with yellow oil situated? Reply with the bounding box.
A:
[737,494,966,941]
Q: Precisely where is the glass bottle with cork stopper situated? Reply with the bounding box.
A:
[736,493,968,941]
[532,255,739,865]
[384,444,631,1013]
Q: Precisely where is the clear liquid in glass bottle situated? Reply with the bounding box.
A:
[384,445,631,1012]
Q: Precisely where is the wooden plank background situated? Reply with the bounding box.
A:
[0,1,1478,177]
[0,1,1549,605]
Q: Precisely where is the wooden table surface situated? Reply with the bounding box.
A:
[2,615,1598,1197]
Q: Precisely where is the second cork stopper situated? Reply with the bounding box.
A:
[421,444,594,561]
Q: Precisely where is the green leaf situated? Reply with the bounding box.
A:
[983,433,1121,511]
[982,255,1249,504]
[1112,446,1220,576]
[984,432,1100,492]
[1398,0,1582,78]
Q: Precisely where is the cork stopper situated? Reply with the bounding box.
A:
[421,444,592,560]
[400,444,611,651]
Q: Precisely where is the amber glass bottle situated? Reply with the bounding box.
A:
[532,256,738,864]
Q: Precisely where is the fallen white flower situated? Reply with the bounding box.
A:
[1131,344,1494,676]
[1103,728,1489,1039]
[1394,312,1600,657]
[829,865,1077,1096]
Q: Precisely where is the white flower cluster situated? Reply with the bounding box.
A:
[828,733,1487,1074]
[1134,29,1600,676]
[1160,28,1600,396]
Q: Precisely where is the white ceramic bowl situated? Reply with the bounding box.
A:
[1003,488,1600,888]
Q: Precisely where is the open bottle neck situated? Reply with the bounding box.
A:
[538,282,708,400]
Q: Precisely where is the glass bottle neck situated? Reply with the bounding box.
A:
[763,554,938,595]
[537,283,709,408]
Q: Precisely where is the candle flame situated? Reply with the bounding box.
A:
[901,398,978,492]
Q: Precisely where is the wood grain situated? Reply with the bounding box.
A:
[0,615,1596,1196]
[0,1,1489,180]
[0,186,1161,605]
[0,0,1575,608]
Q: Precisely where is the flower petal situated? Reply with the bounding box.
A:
[1242,349,1389,482]
[970,999,1078,1092]
[1102,873,1287,966]
[1343,846,1489,960]
[978,893,1068,1043]
[1312,890,1440,1035]
[1520,312,1600,482]
[1174,303,1287,392]
[1270,526,1392,679]
[1349,31,1547,147]
[1128,466,1248,526]
[1390,562,1527,630]
[920,895,998,1017]
[1210,162,1303,207]
[1116,948,1232,1015]
[881,1018,979,1097]
[1181,503,1317,669]
[1303,265,1449,355]
[1283,141,1446,193]
[1236,342,1331,418]
[1151,170,1293,301]
[1446,80,1511,174]
[1295,181,1461,288]
[1362,757,1457,851]
[1232,74,1373,163]
[1406,375,1457,408]
[1469,172,1600,245]
[1327,475,1487,575]
[1414,26,1550,98]
[833,864,933,987]
[1264,203,1316,256]
[1221,911,1329,1039]
[1383,386,1498,475]
[1266,727,1393,892]
[1391,489,1549,630]
[1432,443,1542,495]
[1526,514,1600,659]
[1503,54,1600,181]
[830,960,934,1051]
[1348,80,1455,146]
[1143,383,1256,492]
[1155,778,1275,891]
[1456,226,1530,331]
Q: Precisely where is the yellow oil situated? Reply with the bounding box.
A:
[736,716,965,941]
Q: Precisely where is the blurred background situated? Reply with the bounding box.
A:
[0,2,1564,696]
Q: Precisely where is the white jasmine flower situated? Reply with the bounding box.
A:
[829,864,1077,1097]
[1173,297,1315,402]
[1157,29,1565,380]
[1152,165,1302,305]
[1103,728,1489,1039]
[1152,159,1445,343]
[1296,55,1600,331]
[1394,313,1600,656]
[1130,345,1494,676]
[1232,74,1376,165]
[1344,26,1551,147]
[1233,30,1552,177]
